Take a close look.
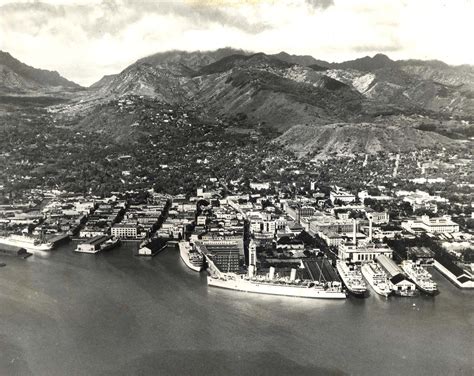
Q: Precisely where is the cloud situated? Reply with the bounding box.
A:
[0,0,270,37]
[352,43,402,53]
[0,0,472,86]
[305,0,334,10]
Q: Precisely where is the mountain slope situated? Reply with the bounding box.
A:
[271,51,331,68]
[275,123,462,157]
[85,51,366,131]
[0,51,81,94]
[193,66,363,130]
[73,49,474,151]
[326,56,474,119]
[136,48,249,71]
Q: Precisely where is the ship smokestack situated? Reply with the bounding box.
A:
[290,268,296,281]
[269,266,275,280]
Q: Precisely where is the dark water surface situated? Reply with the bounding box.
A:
[0,243,472,376]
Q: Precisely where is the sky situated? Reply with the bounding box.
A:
[0,0,472,86]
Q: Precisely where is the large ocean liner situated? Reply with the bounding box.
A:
[0,234,53,252]
[401,260,438,295]
[179,241,204,272]
[207,271,346,299]
[361,262,392,297]
[203,240,346,299]
[336,260,368,297]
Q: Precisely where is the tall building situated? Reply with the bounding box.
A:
[249,240,257,267]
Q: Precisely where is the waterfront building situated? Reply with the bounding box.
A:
[111,223,139,239]
[195,241,240,273]
[199,232,244,257]
[376,254,417,295]
[75,235,112,253]
[339,241,393,263]
[434,256,474,289]
[80,226,107,238]
[407,247,435,266]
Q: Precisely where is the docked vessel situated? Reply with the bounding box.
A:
[401,260,438,295]
[0,234,53,252]
[207,273,346,299]
[361,262,392,297]
[336,260,368,297]
[179,241,204,272]
[100,237,121,252]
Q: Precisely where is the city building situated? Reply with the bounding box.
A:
[366,210,389,224]
[111,223,139,239]
[338,242,393,263]
[195,241,240,273]
[402,215,460,234]
[330,186,356,204]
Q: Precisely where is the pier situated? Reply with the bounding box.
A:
[303,258,341,283]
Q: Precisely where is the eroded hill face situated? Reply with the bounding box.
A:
[274,122,463,158]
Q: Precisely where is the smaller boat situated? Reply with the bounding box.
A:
[336,260,368,297]
[361,262,392,297]
[100,237,121,252]
[179,241,204,272]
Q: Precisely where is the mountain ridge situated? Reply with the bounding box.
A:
[4,48,471,157]
[0,50,82,94]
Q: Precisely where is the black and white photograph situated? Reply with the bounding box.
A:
[0,1,473,375]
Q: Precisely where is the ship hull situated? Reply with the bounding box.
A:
[0,238,53,252]
[361,265,391,298]
[179,243,203,272]
[416,286,438,296]
[207,276,346,299]
[74,248,100,254]
[336,262,368,298]
[101,239,121,252]
[181,253,203,272]
[401,263,438,296]
[392,290,417,297]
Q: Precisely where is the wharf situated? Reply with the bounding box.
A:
[303,258,341,283]
[0,243,31,258]
[47,233,70,246]
[137,238,168,257]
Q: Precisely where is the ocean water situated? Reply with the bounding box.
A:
[0,243,472,376]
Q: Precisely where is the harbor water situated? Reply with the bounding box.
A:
[0,243,472,376]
